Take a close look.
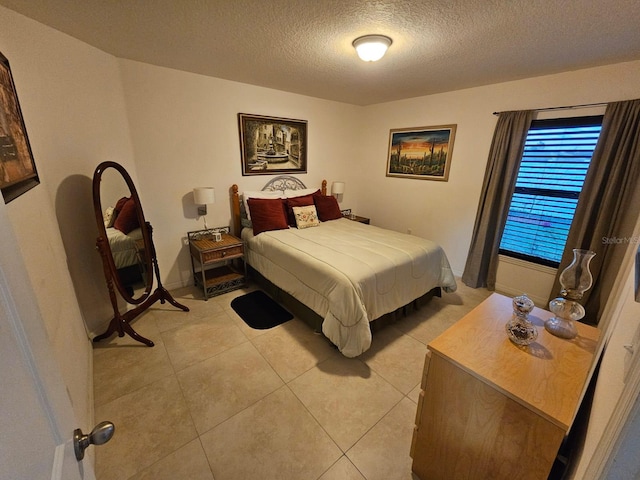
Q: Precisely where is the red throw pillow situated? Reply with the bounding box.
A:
[247,197,289,235]
[314,195,342,221]
[114,196,129,217]
[113,198,140,234]
[285,190,320,226]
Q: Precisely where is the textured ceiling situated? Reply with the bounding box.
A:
[1,0,640,105]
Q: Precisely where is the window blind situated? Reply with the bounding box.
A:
[499,116,602,267]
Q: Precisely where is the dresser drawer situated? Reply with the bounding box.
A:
[201,245,243,263]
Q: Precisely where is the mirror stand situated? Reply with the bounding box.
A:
[93,222,189,347]
[92,160,190,347]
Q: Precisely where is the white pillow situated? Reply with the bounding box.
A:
[242,190,284,220]
[292,205,320,229]
[284,188,320,198]
[103,206,115,228]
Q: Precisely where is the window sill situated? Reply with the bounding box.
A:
[498,254,558,276]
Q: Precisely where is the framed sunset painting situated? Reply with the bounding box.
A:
[386,125,456,181]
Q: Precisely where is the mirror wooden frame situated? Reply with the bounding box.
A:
[92,161,188,346]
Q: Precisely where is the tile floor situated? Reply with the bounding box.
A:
[93,279,491,480]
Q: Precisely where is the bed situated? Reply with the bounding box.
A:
[231,176,457,357]
[106,226,144,269]
[102,198,145,286]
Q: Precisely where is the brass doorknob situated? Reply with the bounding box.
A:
[73,421,115,461]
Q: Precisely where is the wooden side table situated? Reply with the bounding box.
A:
[411,293,600,480]
[346,214,370,224]
[188,230,246,299]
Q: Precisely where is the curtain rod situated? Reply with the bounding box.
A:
[492,101,608,116]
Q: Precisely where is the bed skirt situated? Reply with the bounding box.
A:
[247,265,441,335]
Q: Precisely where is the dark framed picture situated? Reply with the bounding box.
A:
[636,243,640,303]
[0,51,39,203]
[386,125,456,181]
[238,113,307,176]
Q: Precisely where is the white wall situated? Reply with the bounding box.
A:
[0,4,138,440]
[357,61,640,302]
[573,216,640,478]
[118,58,640,307]
[118,59,361,294]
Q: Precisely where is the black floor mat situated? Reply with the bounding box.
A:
[231,290,293,329]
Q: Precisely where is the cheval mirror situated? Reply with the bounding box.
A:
[92,161,188,346]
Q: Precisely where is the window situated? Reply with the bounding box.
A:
[499,116,602,267]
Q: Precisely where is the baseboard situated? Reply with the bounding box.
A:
[163,278,188,292]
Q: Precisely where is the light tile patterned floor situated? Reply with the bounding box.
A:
[93,279,490,480]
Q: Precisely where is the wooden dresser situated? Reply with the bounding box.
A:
[411,293,599,480]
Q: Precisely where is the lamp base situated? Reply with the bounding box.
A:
[544,316,578,339]
[546,297,584,340]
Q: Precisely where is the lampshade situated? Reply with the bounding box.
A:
[193,187,215,205]
[352,35,392,62]
[331,181,345,195]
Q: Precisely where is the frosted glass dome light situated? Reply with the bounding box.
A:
[352,35,392,62]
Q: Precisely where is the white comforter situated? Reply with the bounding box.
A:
[106,227,143,269]
[242,218,457,357]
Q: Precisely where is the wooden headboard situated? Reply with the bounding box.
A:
[231,176,327,237]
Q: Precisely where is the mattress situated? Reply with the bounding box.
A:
[106,226,143,269]
[242,218,457,357]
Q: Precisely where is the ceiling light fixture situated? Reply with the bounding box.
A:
[352,35,392,62]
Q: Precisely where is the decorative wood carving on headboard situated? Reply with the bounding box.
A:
[230,176,327,237]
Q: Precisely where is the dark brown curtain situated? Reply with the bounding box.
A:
[462,110,534,289]
[549,99,640,325]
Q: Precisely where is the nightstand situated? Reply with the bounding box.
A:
[346,214,370,224]
[188,230,246,299]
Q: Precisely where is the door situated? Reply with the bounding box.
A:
[0,201,95,480]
